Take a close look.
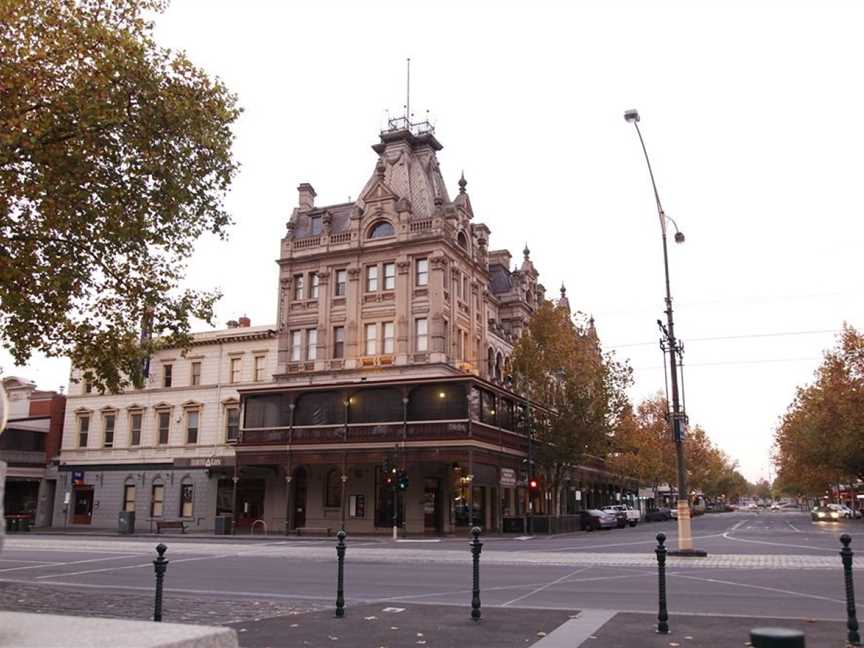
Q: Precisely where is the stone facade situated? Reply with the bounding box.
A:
[53,321,277,531]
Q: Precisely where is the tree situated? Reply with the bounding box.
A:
[0,0,241,392]
[511,302,632,515]
[773,325,864,499]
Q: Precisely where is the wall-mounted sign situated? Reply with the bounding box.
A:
[574,490,582,501]
[72,470,85,485]
[499,468,516,487]
[174,456,235,468]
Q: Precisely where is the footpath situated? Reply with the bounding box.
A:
[229,603,845,648]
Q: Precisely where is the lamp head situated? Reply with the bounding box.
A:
[674,231,685,244]
[624,109,640,123]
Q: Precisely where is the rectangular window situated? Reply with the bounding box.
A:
[366,265,378,292]
[130,413,142,446]
[163,364,172,388]
[78,416,90,448]
[180,484,194,518]
[383,262,396,290]
[310,216,322,235]
[463,275,469,300]
[310,272,320,299]
[151,484,164,517]
[230,357,241,383]
[306,329,317,361]
[254,355,266,382]
[157,411,170,445]
[364,323,377,356]
[191,361,201,386]
[290,331,302,362]
[415,318,428,352]
[416,258,428,287]
[103,414,115,448]
[333,326,345,359]
[458,329,465,361]
[293,274,305,300]
[226,408,240,442]
[453,270,461,299]
[123,484,136,513]
[383,322,395,354]
[186,410,199,444]
[335,269,347,297]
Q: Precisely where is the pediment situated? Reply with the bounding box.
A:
[361,178,398,204]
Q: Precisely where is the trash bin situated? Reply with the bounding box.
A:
[118,511,136,534]
[214,515,233,535]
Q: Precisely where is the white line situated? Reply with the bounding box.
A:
[0,559,59,565]
[34,553,232,580]
[721,531,836,552]
[0,554,138,574]
[669,572,857,607]
[501,566,593,607]
[551,532,725,552]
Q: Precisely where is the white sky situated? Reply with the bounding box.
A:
[4,0,863,483]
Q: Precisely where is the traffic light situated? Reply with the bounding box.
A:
[529,479,539,490]
[398,471,409,491]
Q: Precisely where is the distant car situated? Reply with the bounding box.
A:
[579,509,618,531]
[829,504,861,520]
[645,508,672,522]
[601,505,640,527]
[812,506,842,522]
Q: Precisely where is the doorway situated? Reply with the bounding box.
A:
[424,478,440,532]
[72,486,94,525]
[292,467,307,529]
[235,479,266,529]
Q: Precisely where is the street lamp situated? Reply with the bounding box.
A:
[624,108,706,557]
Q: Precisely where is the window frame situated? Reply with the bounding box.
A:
[365,265,378,292]
[151,483,165,517]
[103,413,115,448]
[191,361,202,386]
[383,262,396,290]
[364,322,378,356]
[306,328,317,361]
[383,321,395,354]
[123,483,136,513]
[290,330,302,362]
[293,273,305,300]
[157,410,170,445]
[333,326,345,359]
[230,357,242,383]
[129,411,143,447]
[310,272,320,299]
[180,483,194,518]
[163,364,173,388]
[78,415,90,448]
[254,355,266,382]
[335,269,347,297]
[226,407,240,443]
[416,258,428,287]
[186,409,199,444]
[415,318,428,352]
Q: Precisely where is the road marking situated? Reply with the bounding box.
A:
[501,566,593,607]
[34,553,234,580]
[787,521,801,533]
[669,572,859,608]
[0,559,59,565]
[721,531,837,552]
[551,533,725,552]
[0,554,138,574]
[395,539,441,543]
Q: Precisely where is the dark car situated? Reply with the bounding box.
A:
[579,509,618,531]
[812,506,842,522]
[645,508,672,522]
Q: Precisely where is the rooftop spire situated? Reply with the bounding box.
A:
[523,243,530,258]
[458,171,467,194]
[558,282,571,313]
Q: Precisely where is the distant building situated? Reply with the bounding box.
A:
[53,319,276,531]
[1,376,66,527]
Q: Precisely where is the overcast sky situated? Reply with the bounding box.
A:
[4,1,863,483]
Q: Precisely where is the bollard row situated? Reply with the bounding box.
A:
[471,526,483,621]
[335,529,347,618]
[655,533,669,634]
[153,543,168,622]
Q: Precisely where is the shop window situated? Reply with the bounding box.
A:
[180,483,194,518]
[123,484,136,512]
[151,484,164,517]
[324,469,342,509]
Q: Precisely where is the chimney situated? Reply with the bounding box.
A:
[226,320,239,329]
[238,315,251,328]
[298,183,316,211]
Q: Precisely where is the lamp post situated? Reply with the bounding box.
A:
[624,109,706,557]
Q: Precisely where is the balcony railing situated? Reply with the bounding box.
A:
[292,235,321,250]
[241,420,472,446]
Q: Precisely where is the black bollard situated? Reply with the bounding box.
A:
[840,534,861,645]
[655,532,669,634]
[750,627,806,648]
[335,529,346,618]
[470,526,483,621]
[153,543,168,622]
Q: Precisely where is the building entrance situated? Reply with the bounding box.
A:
[236,479,265,529]
[424,478,440,532]
[292,467,307,529]
[72,486,94,525]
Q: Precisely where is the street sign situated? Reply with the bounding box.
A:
[499,468,516,487]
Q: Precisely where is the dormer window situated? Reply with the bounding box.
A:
[368,221,395,239]
[457,231,468,249]
[310,216,322,236]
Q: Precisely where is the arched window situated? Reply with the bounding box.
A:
[495,352,503,382]
[487,348,495,378]
[368,221,395,239]
[457,231,468,249]
[325,468,342,508]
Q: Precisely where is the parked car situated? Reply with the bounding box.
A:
[829,504,861,519]
[645,508,672,522]
[601,505,640,527]
[579,509,618,531]
[812,506,842,522]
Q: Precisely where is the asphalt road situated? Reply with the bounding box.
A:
[1,512,862,622]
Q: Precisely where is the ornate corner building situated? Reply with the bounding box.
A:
[234,119,582,535]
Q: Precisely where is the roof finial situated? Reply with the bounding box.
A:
[458,171,467,194]
[523,243,530,258]
[560,282,566,296]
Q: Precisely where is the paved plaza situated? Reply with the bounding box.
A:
[1,512,861,646]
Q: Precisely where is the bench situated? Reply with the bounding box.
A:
[296,526,331,537]
[155,519,186,534]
